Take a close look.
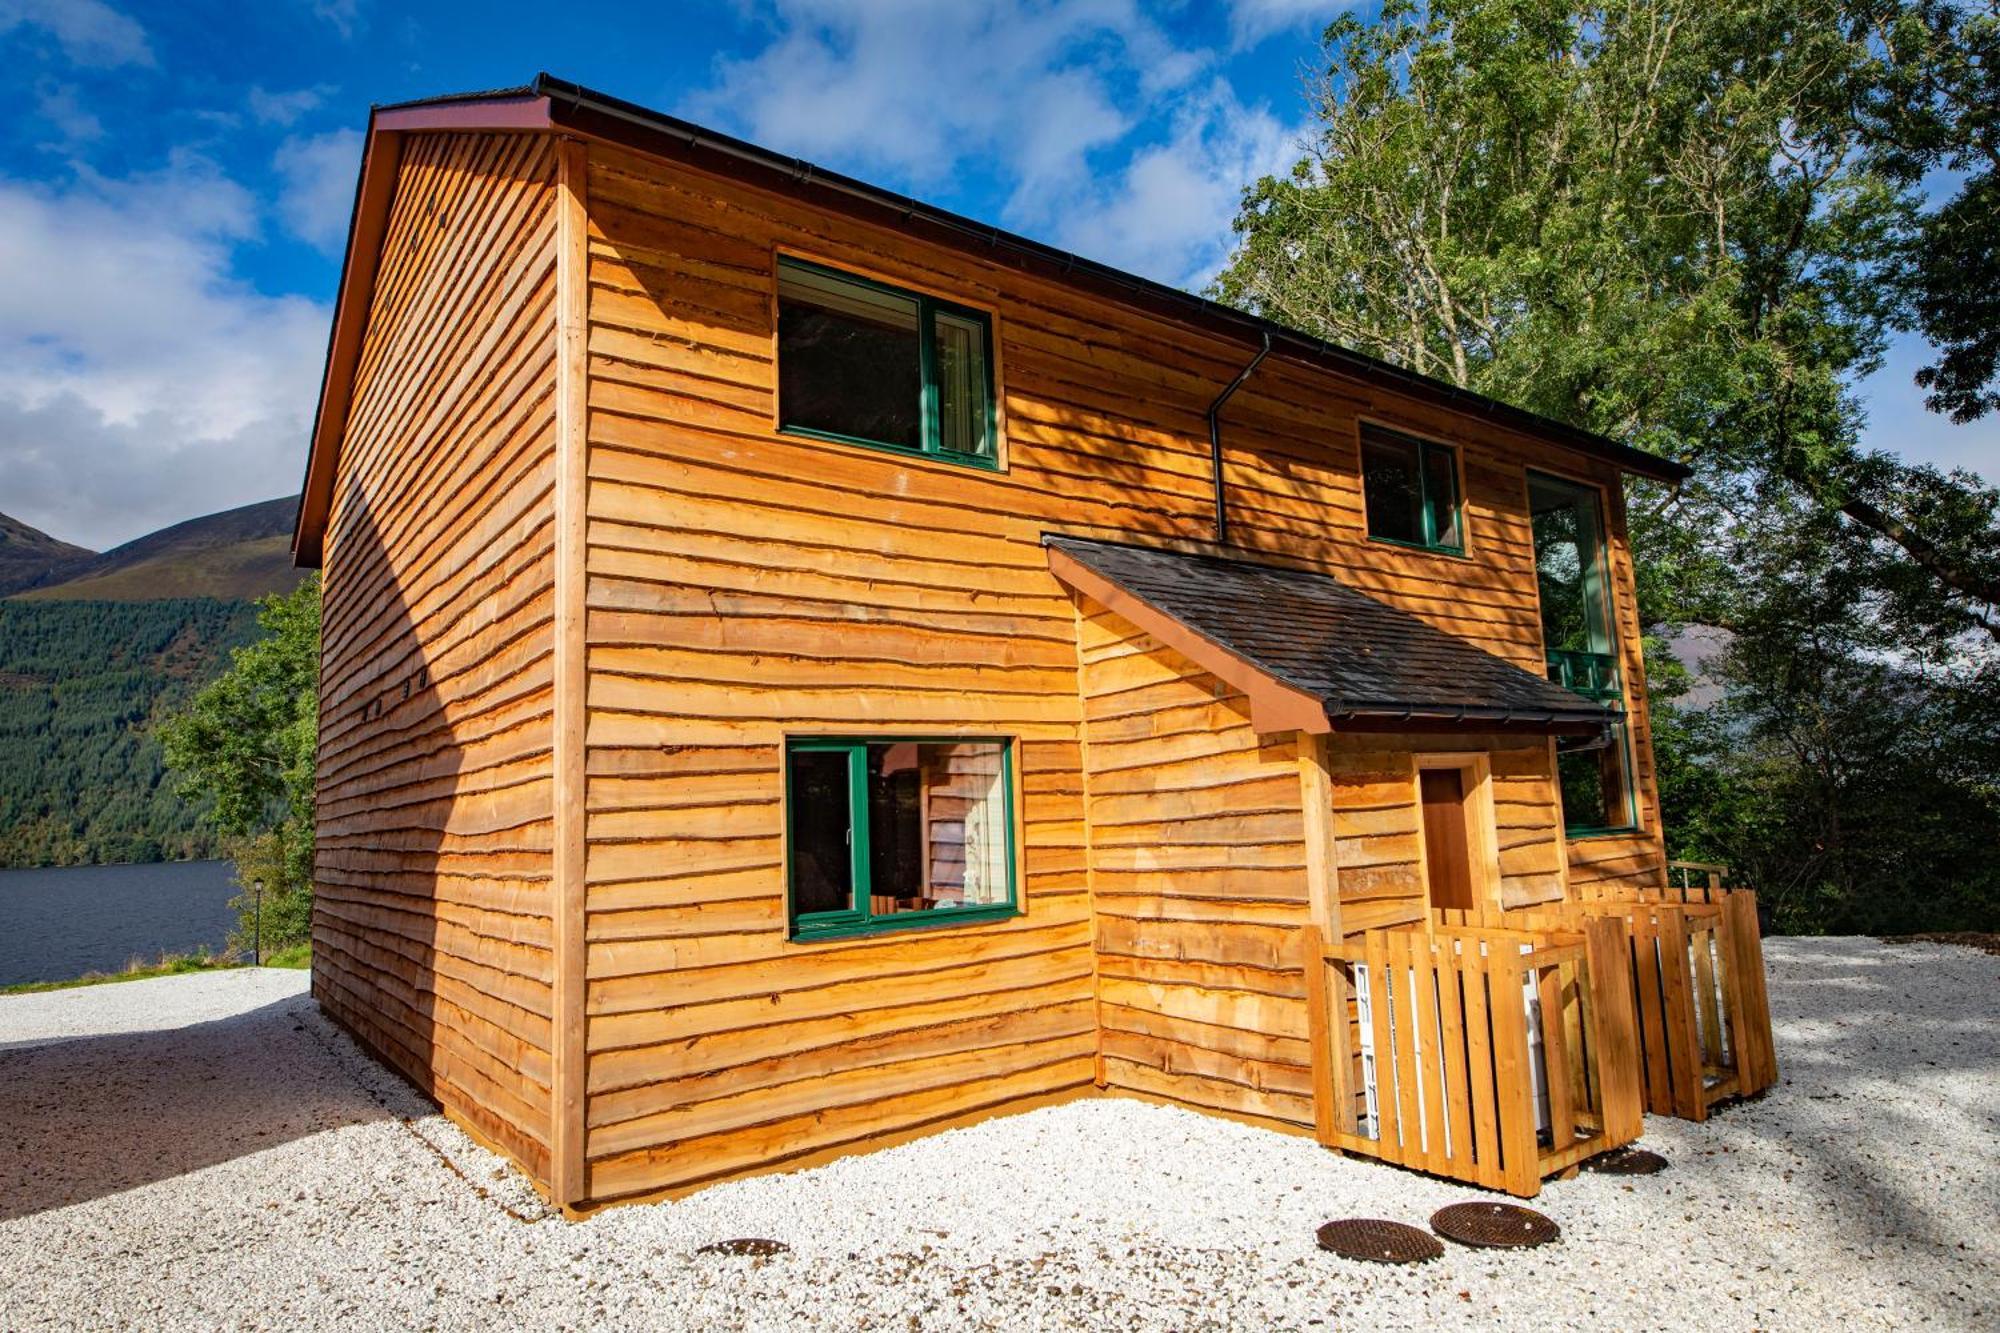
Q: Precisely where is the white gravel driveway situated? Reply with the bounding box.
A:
[1,938,1993,1331]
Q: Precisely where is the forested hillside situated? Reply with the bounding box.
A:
[0,599,261,866]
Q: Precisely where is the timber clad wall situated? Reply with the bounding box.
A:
[1329,733,1568,937]
[312,127,1674,1207]
[314,131,560,1182]
[1078,606,1315,1132]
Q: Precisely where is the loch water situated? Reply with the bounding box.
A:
[0,859,239,988]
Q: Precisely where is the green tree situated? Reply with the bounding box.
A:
[159,576,320,953]
[1216,0,1999,930]
[1861,0,2000,423]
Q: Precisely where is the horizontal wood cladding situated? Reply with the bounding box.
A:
[1327,732,1568,936]
[1078,604,1315,1131]
[313,130,560,1187]
[561,132,1675,1201]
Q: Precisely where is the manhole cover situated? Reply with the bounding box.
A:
[1583,1147,1669,1176]
[1315,1218,1443,1265]
[697,1238,790,1257]
[1430,1201,1560,1249]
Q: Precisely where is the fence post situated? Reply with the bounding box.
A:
[1303,923,1338,1148]
[1487,947,1543,1197]
[1583,914,1644,1145]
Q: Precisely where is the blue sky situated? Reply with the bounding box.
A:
[0,0,1990,549]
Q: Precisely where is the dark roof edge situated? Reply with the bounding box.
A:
[531,73,1689,485]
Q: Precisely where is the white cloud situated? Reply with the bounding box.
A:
[0,158,326,549]
[1050,79,1300,287]
[0,0,152,67]
[1228,0,1346,51]
[273,128,362,254]
[248,84,329,127]
[309,0,362,40]
[692,0,1301,288]
[34,80,101,147]
[692,0,1176,192]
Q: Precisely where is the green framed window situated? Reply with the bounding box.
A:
[1529,471,1638,835]
[776,257,997,467]
[1360,425,1464,554]
[786,737,1018,940]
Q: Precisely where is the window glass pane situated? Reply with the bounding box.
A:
[931,310,991,457]
[788,748,854,916]
[1361,431,1426,544]
[1530,476,1610,654]
[1558,723,1634,831]
[866,741,1010,917]
[777,263,921,449]
[1422,443,1462,548]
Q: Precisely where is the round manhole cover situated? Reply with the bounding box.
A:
[697,1238,790,1257]
[1430,1201,1560,1249]
[1315,1218,1444,1265]
[1583,1147,1669,1176]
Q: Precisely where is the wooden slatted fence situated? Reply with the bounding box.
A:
[1301,918,1642,1197]
[1440,882,1778,1119]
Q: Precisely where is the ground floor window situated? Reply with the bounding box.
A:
[1556,721,1636,835]
[786,738,1017,939]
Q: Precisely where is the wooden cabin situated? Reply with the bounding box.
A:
[291,76,1776,1214]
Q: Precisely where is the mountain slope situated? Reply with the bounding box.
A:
[10,496,304,603]
[0,497,308,867]
[0,512,93,597]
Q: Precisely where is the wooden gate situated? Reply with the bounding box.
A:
[1301,917,1643,1197]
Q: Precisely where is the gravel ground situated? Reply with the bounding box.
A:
[0,937,1993,1331]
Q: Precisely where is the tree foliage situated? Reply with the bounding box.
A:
[1862,0,2000,422]
[158,576,320,951]
[1217,0,1999,931]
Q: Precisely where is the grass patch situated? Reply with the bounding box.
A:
[1,950,242,995]
[260,942,311,969]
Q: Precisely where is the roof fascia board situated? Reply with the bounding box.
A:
[1046,544,1332,735]
[375,94,553,134]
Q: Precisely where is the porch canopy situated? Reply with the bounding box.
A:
[1045,534,1617,736]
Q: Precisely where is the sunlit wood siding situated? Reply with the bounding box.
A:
[564,135,1669,1199]
[1328,734,1569,938]
[1077,603,1315,1131]
[312,131,560,1185]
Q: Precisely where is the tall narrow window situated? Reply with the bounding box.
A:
[777,258,996,466]
[785,738,1017,939]
[1529,473,1637,834]
[1361,426,1463,553]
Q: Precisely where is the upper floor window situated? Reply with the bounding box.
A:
[1361,425,1463,554]
[787,737,1017,940]
[1529,472,1636,834]
[776,257,996,467]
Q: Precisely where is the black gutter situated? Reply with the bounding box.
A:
[1205,333,1271,546]
[528,73,1690,485]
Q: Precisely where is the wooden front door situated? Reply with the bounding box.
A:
[1420,767,1477,912]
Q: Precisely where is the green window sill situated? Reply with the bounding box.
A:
[790,903,1020,943]
[1366,533,1468,560]
[1564,825,1643,840]
[776,426,1002,473]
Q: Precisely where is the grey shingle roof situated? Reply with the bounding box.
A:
[1046,535,1618,733]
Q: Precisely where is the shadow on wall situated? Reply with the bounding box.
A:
[311,335,559,1184]
[0,994,401,1222]
[309,484,468,1163]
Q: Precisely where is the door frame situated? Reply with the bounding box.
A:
[1412,751,1504,917]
